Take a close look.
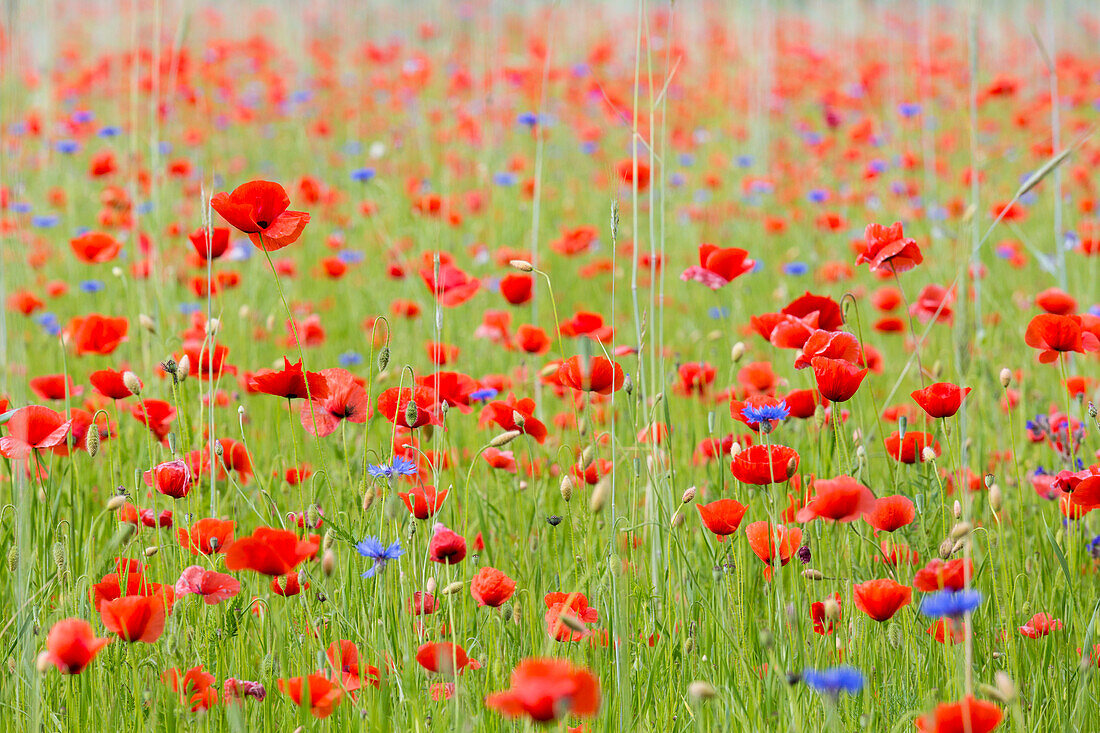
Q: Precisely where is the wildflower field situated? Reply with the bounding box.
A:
[4,0,1100,730]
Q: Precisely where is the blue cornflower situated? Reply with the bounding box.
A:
[351,168,375,183]
[580,141,598,155]
[898,102,922,118]
[71,110,94,123]
[735,155,753,168]
[1088,535,1100,560]
[784,261,809,276]
[493,172,517,186]
[98,126,121,137]
[356,537,403,578]
[32,215,59,228]
[11,202,31,214]
[469,387,499,403]
[35,312,61,336]
[919,589,984,618]
[516,112,539,127]
[178,303,202,315]
[367,455,418,479]
[338,351,363,367]
[55,140,81,155]
[807,189,829,203]
[707,306,730,320]
[801,666,864,696]
[338,249,364,264]
[742,400,790,426]
[79,280,106,294]
[158,141,173,155]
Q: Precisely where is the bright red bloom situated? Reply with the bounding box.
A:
[914,559,973,592]
[188,226,231,260]
[862,495,916,532]
[277,674,343,719]
[914,696,1003,733]
[795,475,875,523]
[176,518,235,555]
[470,567,517,607]
[811,593,841,635]
[852,578,912,621]
[782,292,845,331]
[1018,612,1063,639]
[745,521,802,580]
[696,499,748,541]
[485,658,600,722]
[143,459,192,499]
[481,394,547,443]
[90,368,138,400]
[173,566,240,605]
[1024,313,1100,363]
[300,368,370,436]
[377,385,439,428]
[911,382,971,419]
[211,180,310,251]
[0,405,72,459]
[811,356,868,402]
[70,232,122,263]
[428,524,467,564]
[794,330,860,370]
[1035,287,1077,315]
[42,618,110,674]
[163,665,218,711]
[224,527,319,576]
[327,640,381,692]
[248,357,329,401]
[616,159,650,189]
[730,444,799,485]
[99,595,168,643]
[416,642,479,675]
[420,255,481,307]
[399,485,449,519]
[66,314,129,355]
[500,273,533,305]
[557,355,624,395]
[856,222,923,274]
[885,431,940,463]
[270,572,308,597]
[516,324,551,354]
[681,244,754,289]
[29,374,82,401]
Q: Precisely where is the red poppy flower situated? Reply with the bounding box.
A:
[559,311,613,342]
[811,593,841,635]
[224,526,319,576]
[173,566,241,605]
[327,640,381,692]
[428,524,467,564]
[914,558,973,592]
[911,382,971,419]
[696,499,748,541]
[677,362,717,395]
[420,256,481,307]
[270,572,308,597]
[855,222,923,274]
[794,330,860,370]
[399,485,449,518]
[481,394,548,443]
[745,521,802,580]
[415,642,479,675]
[188,226,231,260]
[70,231,122,263]
[862,495,915,532]
[914,696,1002,733]
[1018,612,1063,639]
[0,405,72,459]
[277,674,343,719]
[90,368,138,400]
[516,324,551,354]
[377,385,439,428]
[853,578,912,621]
[811,356,868,402]
[143,459,192,499]
[176,518,234,555]
[680,244,755,289]
[42,618,111,674]
[163,665,218,711]
[29,374,82,401]
[1035,287,1077,315]
[248,357,329,401]
[299,368,369,436]
[615,159,650,189]
[500,273,534,305]
[179,341,236,381]
[730,444,799,485]
[211,180,310,251]
[782,292,845,331]
[66,314,129,355]
[885,431,940,463]
[99,595,168,643]
[795,475,876,523]
[470,567,517,607]
[7,290,44,316]
[558,355,625,395]
[782,388,826,419]
[485,658,600,722]
[1024,313,1100,363]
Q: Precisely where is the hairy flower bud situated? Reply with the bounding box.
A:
[509,259,534,272]
[122,371,142,396]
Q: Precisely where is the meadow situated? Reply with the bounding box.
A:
[1,1,1100,730]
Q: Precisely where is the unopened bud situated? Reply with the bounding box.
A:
[490,430,521,447]
[823,598,841,622]
[122,371,141,395]
[177,355,191,382]
[404,399,419,427]
[442,581,463,595]
[161,358,179,376]
[85,427,100,457]
[322,550,336,577]
[681,486,696,503]
[999,368,1012,388]
[361,486,377,512]
[139,314,156,333]
[589,476,610,513]
[989,484,1003,512]
[731,342,745,363]
[511,410,526,431]
[376,347,390,373]
[623,374,633,395]
[144,546,158,558]
[426,577,438,595]
[509,259,534,272]
[953,501,962,519]
[559,476,574,502]
[687,681,717,701]
[106,494,127,511]
[801,569,824,581]
[323,531,335,552]
[559,613,588,634]
[36,652,52,674]
[920,446,937,463]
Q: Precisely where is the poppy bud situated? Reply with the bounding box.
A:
[706,410,716,434]
[999,368,1012,388]
[322,550,336,577]
[139,314,156,333]
[539,363,559,379]
[589,476,610,513]
[671,511,685,528]
[920,446,937,463]
[322,531,335,552]
[950,538,968,555]
[801,569,824,580]
[786,457,798,478]
[823,598,841,623]
[499,604,513,622]
[52,542,66,576]
[177,354,192,383]
[653,392,664,406]
[681,486,696,503]
[375,347,390,374]
[897,415,908,439]
[106,494,127,511]
[144,546,158,558]
[509,259,534,272]
[731,342,745,363]
[579,445,596,470]
[989,484,1003,512]
[6,547,17,572]
[425,577,438,594]
[851,428,862,445]
[687,681,717,701]
[490,430,521,447]
[36,651,54,674]
[238,405,246,417]
[404,399,419,427]
[813,405,826,429]
[559,476,574,502]
[122,371,142,395]
[443,581,463,595]
[577,417,588,437]
[306,504,322,529]
[684,637,695,654]
[512,600,522,626]
[167,432,178,456]
[559,613,588,634]
[938,538,954,559]
[952,500,962,519]
[361,486,377,512]
[85,426,100,457]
